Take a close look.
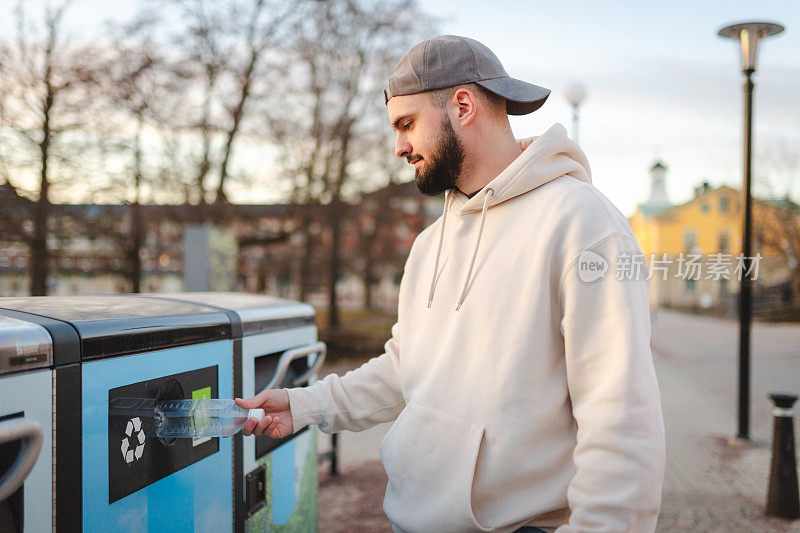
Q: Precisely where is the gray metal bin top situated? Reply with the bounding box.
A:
[0,315,52,375]
[0,295,231,363]
[144,292,316,336]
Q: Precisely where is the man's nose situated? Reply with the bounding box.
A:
[395,135,411,159]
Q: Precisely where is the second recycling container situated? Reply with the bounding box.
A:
[146,292,325,532]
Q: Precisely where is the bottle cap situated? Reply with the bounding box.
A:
[248,408,265,422]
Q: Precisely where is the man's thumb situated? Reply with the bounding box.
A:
[235,397,260,409]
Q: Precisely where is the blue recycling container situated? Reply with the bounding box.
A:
[0,293,324,532]
[145,293,325,532]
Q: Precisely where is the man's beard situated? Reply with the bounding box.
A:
[413,114,465,197]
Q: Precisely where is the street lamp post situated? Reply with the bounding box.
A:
[718,21,784,441]
[565,83,587,144]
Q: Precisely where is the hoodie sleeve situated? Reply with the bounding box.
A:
[284,321,405,434]
[557,232,666,533]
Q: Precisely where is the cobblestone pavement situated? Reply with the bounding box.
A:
[316,310,800,532]
[653,309,800,532]
[317,461,391,533]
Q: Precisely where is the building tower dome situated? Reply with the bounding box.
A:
[643,160,672,214]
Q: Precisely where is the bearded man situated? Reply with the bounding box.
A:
[238,35,665,533]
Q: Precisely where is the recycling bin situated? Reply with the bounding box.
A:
[0,315,52,533]
[0,292,324,532]
[144,293,325,532]
[0,295,236,532]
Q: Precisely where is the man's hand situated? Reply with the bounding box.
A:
[235,389,294,438]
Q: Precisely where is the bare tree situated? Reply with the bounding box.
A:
[57,1,297,291]
[0,0,100,295]
[755,140,800,302]
[83,15,169,292]
[758,138,800,204]
[147,0,295,208]
[266,0,433,329]
[357,152,410,310]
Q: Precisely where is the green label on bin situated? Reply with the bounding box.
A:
[192,386,211,400]
[191,386,213,445]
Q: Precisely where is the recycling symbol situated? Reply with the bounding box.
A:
[121,417,145,464]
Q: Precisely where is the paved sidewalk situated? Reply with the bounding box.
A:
[317,461,390,532]
[654,343,797,531]
[316,310,800,531]
[652,309,800,532]
[315,360,392,532]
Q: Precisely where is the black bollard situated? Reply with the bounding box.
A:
[330,432,339,476]
[766,392,799,519]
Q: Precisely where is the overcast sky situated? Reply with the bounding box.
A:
[1,1,797,217]
[420,0,799,217]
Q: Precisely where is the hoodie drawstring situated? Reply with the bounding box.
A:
[427,187,495,311]
[455,188,494,311]
[427,190,453,308]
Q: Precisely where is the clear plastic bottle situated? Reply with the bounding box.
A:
[154,399,264,438]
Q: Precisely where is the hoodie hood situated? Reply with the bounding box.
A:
[428,122,592,311]
[453,122,592,214]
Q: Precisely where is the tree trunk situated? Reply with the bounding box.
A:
[362,189,393,311]
[362,213,379,311]
[30,192,49,295]
[127,203,143,293]
[326,113,354,330]
[298,213,313,302]
[215,47,257,204]
[363,252,375,310]
[30,82,55,296]
[326,199,342,330]
[195,68,215,206]
[128,115,145,293]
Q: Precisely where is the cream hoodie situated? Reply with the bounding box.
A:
[286,122,666,533]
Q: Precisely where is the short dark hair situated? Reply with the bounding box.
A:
[428,83,506,116]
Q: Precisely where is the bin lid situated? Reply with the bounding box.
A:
[0,315,52,375]
[145,292,315,336]
[0,296,231,360]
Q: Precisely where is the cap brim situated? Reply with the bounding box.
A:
[476,77,551,115]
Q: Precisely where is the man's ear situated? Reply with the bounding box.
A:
[452,88,477,127]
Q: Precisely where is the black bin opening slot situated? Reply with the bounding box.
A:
[155,379,184,446]
[253,349,313,459]
[245,465,266,518]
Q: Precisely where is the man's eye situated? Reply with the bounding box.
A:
[403,121,413,130]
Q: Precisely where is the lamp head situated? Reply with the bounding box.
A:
[718,21,784,73]
[565,82,587,108]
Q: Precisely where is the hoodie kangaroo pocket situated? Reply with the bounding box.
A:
[379,400,491,532]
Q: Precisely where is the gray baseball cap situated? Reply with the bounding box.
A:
[384,35,551,115]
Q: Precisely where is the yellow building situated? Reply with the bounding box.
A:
[628,161,799,313]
